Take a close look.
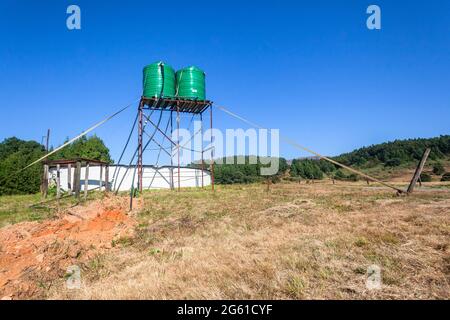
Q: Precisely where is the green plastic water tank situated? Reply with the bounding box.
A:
[176,66,206,100]
[143,61,176,98]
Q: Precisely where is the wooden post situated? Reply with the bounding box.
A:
[266,177,271,192]
[99,165,103,191]
[56,164,61,199]
[74,161,81,199]
[67,164,72,193]
[170,167,174,190]
[84,162,90,200]
[407,148,431,194]
[105,165,110,192]
[45,129,50,153]
[42,164,49,199]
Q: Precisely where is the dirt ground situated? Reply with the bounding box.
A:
[0,195,139,299]
[0,181,449,299]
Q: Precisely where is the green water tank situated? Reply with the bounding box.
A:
[176,66,206,100]
[143,61,176,98]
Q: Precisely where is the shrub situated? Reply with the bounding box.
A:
[385,158,402,167]
[334,170,359,181]
[441,173,450,182]
[269,175,281,184]
[420,173,432,182]
[433,163,445,175]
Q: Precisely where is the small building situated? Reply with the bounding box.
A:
[43,158,211,198]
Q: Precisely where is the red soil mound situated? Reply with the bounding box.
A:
[0,197,138,299]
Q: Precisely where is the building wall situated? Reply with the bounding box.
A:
[48,165,211,192]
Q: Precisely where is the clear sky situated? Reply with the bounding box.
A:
[0,0,449,163]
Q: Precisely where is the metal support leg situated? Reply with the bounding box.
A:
[200,113,204,188]
[170,111,174,190]
[210,105,214,191]
[138,101,144,193]
[177,105,181,191]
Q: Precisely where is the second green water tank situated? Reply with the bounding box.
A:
[143,61,176,98]
[176,66,206,100]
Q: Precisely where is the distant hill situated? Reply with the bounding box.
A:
[333,135,450,168]
[289,135,450,181]
[211,135,450,184]
[207,135,450,184]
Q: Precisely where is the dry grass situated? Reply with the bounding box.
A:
[45,181,450,300]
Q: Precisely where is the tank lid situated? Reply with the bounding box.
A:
[177,66,205,74]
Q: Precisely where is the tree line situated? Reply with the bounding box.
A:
[213,135,450,183]
[1,134,449,195]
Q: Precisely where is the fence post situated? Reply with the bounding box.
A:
[42,164,49,199]
[407,148,431,194]
[84,162,90,200]
[99,164,103,191]
[67,164,72,193]
[74,161,81,199]
[105,165,110,192]
[56,164,61,199]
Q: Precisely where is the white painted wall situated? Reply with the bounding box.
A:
[48,165,211,192]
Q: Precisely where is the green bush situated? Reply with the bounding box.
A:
[290,159,323,180]
[432,162,445,175]
[269,175,281,184]
[385,158,402,167]
[420,173,432,182]
[0,138,46,195]
[334,170,359,181]
[441,173,450,182]
[213,156,288,185]
[335,135,450,167]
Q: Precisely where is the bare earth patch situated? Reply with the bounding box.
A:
[0,195,137,299]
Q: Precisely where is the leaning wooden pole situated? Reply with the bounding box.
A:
[407,148,431,194]
[137,100,144,193]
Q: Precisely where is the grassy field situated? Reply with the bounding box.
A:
[0,194,53,227]
[0,190,105,228]
[1,180,449,299]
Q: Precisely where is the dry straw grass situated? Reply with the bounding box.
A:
[45,180,450,300]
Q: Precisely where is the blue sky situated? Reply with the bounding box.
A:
[0,0,449,163]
